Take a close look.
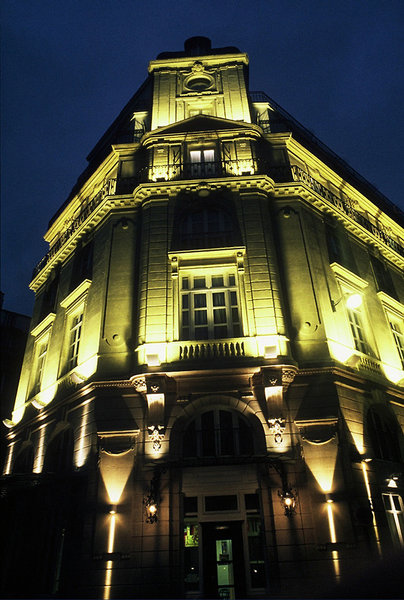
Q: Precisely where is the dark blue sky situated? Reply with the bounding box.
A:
[2,0,404,316]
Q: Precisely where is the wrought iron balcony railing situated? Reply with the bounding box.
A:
[32,160,403,280]
[290,165,404,258]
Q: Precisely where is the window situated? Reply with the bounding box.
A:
[60,279,91,375]
[183,409,253,458]
[389,320,404,369]
[39,269,59,321]
[370,255,396,299]
[326,223,356,272]
[183,498,199,592]
[43,427,74,473]
[71,240,93,291]
[383,493,404,548]
[366,406,401,462]
[347,304,372,355]
[67,311,83,371]
[186,148,217,178]
[29,313,56,397]
[177,205,237,250]
[33,340,48,394]
[376,292,404,371]
[181,272,241,340]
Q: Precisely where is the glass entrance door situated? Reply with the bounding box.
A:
[202,522,245,599]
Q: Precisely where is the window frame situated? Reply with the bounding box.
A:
[183,408,254,459]
[330,262,375,358]
[60,279,91,376]
[377,292,404,372]
[29,312,56,398]
[180,269,241,341]
[382,493,404,548]
[169,247,247,343]
[186,145,218,178]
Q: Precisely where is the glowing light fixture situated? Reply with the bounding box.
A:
[278,489,297,516]
[331,292,362,312]
[144,471,161,523]
[387,475,399,488]
[144,494,158,524]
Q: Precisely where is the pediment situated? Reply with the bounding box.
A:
[144,115,260,139]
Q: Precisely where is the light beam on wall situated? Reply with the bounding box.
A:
[99,448,134,504]
[3,441,16,475]
[361,461,382,557]
[326,501,340,578]
[103,512,116,600]
[33,424,47,473]
[75,401,90,468]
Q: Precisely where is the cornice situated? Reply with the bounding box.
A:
[273,181,404,269]
[30,195,137,291]
[45,150,120,243]
[285,137,403,237]
[148,53,249,73]
[132,175,275,201]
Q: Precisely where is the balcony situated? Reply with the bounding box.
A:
[179,340,245,361]
[290,165,404,258]
[32,160,404,281]
[115,159,294,193]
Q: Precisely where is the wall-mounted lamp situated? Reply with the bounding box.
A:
[144,494,158,523]
[331,292,362,312]
[278,489,297,516]
[143,471,161,524]
[325,494,334,504]
[109,505,117,515]
[387,475,399,488]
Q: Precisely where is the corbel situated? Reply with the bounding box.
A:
[253,366,297,444]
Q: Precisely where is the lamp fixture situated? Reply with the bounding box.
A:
[278,488,297,516]
[144,494,158,523]
[331,292,362,312]
[143,470,161,524]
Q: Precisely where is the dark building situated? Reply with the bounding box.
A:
[1,38,403,599]
[0,294,30,466]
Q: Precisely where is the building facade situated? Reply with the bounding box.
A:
[1,37,404,599]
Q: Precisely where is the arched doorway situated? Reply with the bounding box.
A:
[177,406,268,598]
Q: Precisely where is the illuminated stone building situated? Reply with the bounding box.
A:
[1,37,404,599]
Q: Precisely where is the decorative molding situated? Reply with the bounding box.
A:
[60,279,92,311]
[268,417,286,444]
[147,425,165,452]
[131,376,147,393]
[30,313,56,338]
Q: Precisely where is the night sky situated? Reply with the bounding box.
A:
[2,0,404,316]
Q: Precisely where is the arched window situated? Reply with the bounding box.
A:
[366,406,401,462]
[43,427,74,473]
[183,409,254,458]
[13,444,34,473]
[177,205,236,250]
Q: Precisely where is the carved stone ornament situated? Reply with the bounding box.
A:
[268,417,286,444]
[281,369,297,388]
[191,61,204,74]
[147,425,165,452]
[131,376,147,394]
